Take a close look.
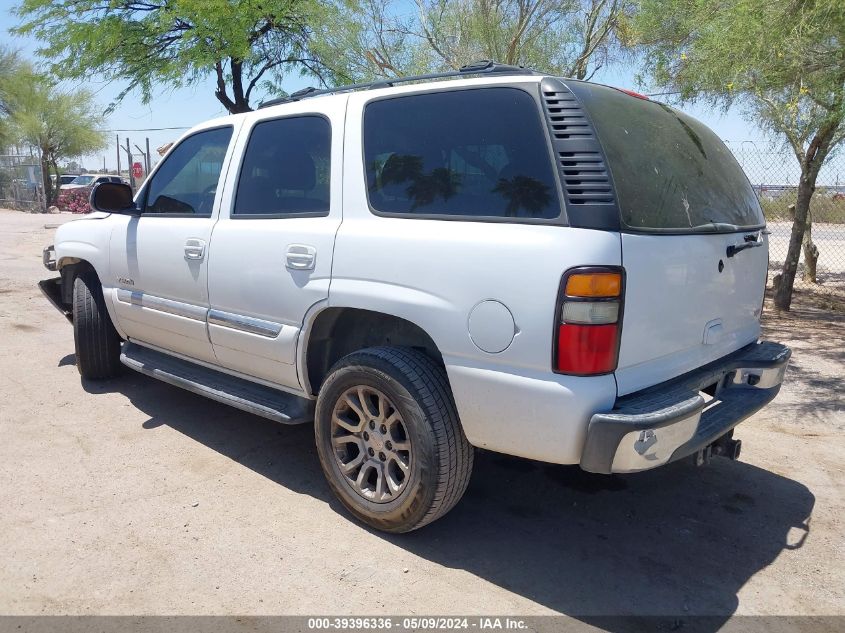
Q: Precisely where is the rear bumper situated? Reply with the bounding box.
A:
[580,341,791,474]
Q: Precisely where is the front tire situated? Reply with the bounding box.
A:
[72,270,122,380]
[315,347,473,533]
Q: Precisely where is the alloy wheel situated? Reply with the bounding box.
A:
[330,385,412,503]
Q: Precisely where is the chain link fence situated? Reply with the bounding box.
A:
[729,144,845,309]
[0,154,44,211]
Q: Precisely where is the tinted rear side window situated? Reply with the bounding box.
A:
[364,88,561,220]
[234,116,330,216]
[568,82,764,232]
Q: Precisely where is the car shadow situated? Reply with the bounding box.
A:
[79,363,814,630]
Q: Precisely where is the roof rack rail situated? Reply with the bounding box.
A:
[258,60,539,109]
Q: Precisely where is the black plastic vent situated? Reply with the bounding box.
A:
[543,91,593,140]
[558,150,614,204]
[539,77,620,230]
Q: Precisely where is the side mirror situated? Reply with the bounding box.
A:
[90,182,138,214]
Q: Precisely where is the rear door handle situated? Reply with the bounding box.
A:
[286,244,316,270]
[184,238,206,260]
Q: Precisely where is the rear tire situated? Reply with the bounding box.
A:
[72,270,122,380]
[315,347,473,533]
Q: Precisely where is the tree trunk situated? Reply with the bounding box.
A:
[39,150,52,212]
[773,168,818,310]
[801,212,819,283]
[229,59,251,113]
[214,59,253,114]
[48,158,60,206]
[773,118,840,309]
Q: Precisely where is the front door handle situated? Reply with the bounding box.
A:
[286,244,316,270]
[184,238,206,260]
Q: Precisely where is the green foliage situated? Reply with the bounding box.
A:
[634,0,845,309]
[322,0,635,81]
[634,0,845,160]
[14,0,347,113]
[0,46,28,149]
[0,53,107,206]
[12,82,107,166]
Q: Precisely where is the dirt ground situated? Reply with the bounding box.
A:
[0,209,842,621]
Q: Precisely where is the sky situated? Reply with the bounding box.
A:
[2,0,809,184]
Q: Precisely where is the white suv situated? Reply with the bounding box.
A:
[40,62,791,532]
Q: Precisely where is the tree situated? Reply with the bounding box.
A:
[0,47,26,149]
[14,0,346,114]
[324,0,635,81]
[9,72,107,208]
[634,0,845,311]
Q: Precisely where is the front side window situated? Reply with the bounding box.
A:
[363,88,561,220]
[233,116,330,216]
[71,175,95,186]
[144,126,233,216]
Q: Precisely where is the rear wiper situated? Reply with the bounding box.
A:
[689,221,741,233]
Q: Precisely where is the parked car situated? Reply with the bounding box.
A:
[60,173,123,191]
[58,174,78,187]
[39,61,790,532]
[57,174,125,210]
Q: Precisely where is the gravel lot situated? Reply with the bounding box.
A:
[0,209,842,620]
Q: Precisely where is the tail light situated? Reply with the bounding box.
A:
[553,267,624,375]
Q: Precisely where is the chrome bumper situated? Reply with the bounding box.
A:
[43,244,57,271]
[580,341,791,474]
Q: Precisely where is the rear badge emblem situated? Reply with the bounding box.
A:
[118,277,135,286]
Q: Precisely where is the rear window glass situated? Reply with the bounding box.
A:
[363,88,561,220]
[568,82,764,232]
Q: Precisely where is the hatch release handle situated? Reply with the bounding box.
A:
[726,233,763,258]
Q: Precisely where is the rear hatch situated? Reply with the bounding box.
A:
[568,82,768,395]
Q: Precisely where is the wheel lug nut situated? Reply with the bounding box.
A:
[363,431,369,440]
[380,424,387,434]
[369,420,375,429]
[368,448,375,456]
[379,452,386,461]
[385,441,393,450]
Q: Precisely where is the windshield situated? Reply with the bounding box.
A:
[71,175,95,185]
[568,81,764,232]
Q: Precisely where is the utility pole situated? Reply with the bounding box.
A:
[119,137,135,190]
[126,137,134,189]
[115,134,121,177]
[134,144,148,183]
[145,137,152,175]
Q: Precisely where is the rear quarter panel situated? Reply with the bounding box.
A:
[334,87,622,463]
